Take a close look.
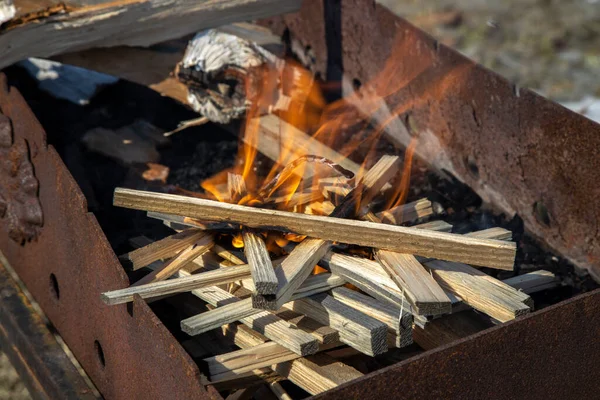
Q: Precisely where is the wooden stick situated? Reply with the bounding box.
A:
[181,284,319,356]
[376,199,433,225]
[269,382,292,400]
[0,1,302,71]
[113,188,516,269]
[375,250,451,316]
[330,286,412,348]
[274,309,339,345]
[286,294,389,356]
[243,231,278,295]
[182,261,340,336]
[253,115,361,176]
[217,323,363,394]
[413,270,558,350]
[425,260,531,322]
[251,237,331,310]
[134,233,213,285]
[321,220,453,322]
[204,339,341,384]
[503,270,558,293]
[101,264,251,305]
[466,227,512,240]
[123,229,206,270]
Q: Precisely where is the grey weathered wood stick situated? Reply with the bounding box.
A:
[179,268,338,339]
[251,238,332,309]
[425,260,531,322]
[101,264,252,305]
[216,322,363,395]
[0,0,303,70]
[133,233,213,285]
[113,188,516,268]
[124,229,206,270]
[286,294,389,356]
[204,339,341,384]
[180,284,319,356]
[375,250,452,316]
[330,286,413,347]
[243,230,278,295]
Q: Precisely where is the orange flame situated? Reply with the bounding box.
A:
[197,53,420,251]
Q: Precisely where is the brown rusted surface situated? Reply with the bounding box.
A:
[0,110,43,244]
[318,287,600,399]
[263,0,600,281]
[0,74,219,399]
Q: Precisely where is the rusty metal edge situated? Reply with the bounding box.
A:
[0,73,220,400]
[315,286,600,399]
[0,255,97,400]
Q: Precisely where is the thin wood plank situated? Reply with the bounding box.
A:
[330,286,412,348]
[425,260,531,322]
[205,339,341,384]
[180,284,319,356]
[286,294,388,356]
[101,264,251,305]
[376,198,433,225]
[503,270,558,294]
[124,229,205,270]
[243,231,278,295]
[134,233,213,285]
[114,188,516,269]
[374,250,451,316]
[217,322,362,395]
[182,267,341,336]
[251,237,331,309]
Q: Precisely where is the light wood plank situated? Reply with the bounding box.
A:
[124,229,206,270]
[205,339,341,384]
[286,294,388,356]
[425,260,531,322]
[217,323,362,395]
[375,250,451,316]
[134,233,213,285]
[114,188,516,269]
[330,286,412,348]
[101,264,251,305]
[376,198,433,225]
[181,284,319,356]
[251,237,331,309]
[243,231,278,295]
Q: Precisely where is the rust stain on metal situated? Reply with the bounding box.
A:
[0,110,43,244]
[262,0,600,280]
[0,73,218,399]
[317,288,600,399]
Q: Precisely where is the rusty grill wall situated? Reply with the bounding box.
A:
[0,0,599,399]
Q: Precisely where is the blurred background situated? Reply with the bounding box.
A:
[1,0,599,398]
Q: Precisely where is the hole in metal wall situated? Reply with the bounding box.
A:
[533,201,551,227]
[126,302,134,317]
[94,340,106,368]
[352,78,362,92]
[465,155,480,179]
[49,273,60,300]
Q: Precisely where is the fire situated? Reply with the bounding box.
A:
[196,56,418,252]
